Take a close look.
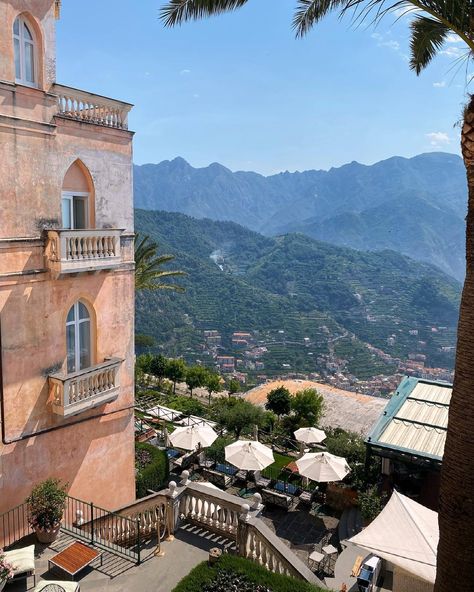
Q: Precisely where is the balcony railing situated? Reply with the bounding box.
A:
[49,357,123,417]
[53,84,132,130]
[47,228,123,274]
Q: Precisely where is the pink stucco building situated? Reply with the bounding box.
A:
[0,0,136,513]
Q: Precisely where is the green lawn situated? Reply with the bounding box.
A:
[171,554,325,592]
[262,453,293,479]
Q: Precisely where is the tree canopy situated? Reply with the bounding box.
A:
[265,386,292,418]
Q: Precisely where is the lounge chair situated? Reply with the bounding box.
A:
[34,581,80,592]
[5,544,36,587]
[272,481,299,495]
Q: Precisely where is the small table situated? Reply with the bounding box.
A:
[308,550,324,570]
[48,541,102,580]
[322,544,338,575]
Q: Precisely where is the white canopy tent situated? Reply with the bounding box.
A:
[348,490,438,584]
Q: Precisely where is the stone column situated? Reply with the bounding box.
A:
[237,503,250,557]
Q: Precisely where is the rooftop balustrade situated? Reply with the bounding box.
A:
[49,357,123,418]
[52,84,132,130]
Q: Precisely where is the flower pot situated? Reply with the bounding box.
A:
[34,523,61,543]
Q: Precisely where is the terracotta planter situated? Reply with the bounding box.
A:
[34,523,61,543]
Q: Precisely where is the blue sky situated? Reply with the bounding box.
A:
[56,0,471,175]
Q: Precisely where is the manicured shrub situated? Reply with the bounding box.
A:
[135,442,169,498]
[172,554,325,592]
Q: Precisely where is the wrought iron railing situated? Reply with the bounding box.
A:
[0,502,31,549]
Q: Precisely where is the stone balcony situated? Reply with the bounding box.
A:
[46,228,123,275]
[49,357,123,418]
[52,83,132,129]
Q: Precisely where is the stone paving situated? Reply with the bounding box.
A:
[6,525,235,592]
[260,505,339,566]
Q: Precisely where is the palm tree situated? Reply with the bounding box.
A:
[134,233,186,291]
[160,2,474,589]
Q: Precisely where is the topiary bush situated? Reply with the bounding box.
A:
[135,442,169,498]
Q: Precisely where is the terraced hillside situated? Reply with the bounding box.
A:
[135,210,461,378]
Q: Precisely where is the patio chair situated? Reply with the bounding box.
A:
[34,581,80,592]
[5,544,36,588]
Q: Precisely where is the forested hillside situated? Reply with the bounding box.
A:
[135,210,461,379]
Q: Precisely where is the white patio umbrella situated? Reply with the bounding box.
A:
[225,440,274,471]
[296,452,350,482]
[294,427,326,445]
[169,424,218,451]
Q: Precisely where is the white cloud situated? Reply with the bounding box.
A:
[180,69,191,75]
[371,31,407,60]
[381,40,400,51]
[426,132,450,147]
[433,81,446,88]
[440,46,464,58]
[446,34,462,44]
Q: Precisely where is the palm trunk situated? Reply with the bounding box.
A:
[435,96,474,591]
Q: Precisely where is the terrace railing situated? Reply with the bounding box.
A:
[49,358,122,418]
[240,511,320,584]
[0,503,31,549]
[46,229,123,275]
[161,476,323,586]
[53,84,132,130]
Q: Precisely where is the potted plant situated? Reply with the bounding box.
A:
[26,478,68,543]
[0,549,14,591]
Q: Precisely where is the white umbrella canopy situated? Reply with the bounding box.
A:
[294,427,326,444]
[169,424,218,451]
[225,440,275,471]
[296,452,350,482]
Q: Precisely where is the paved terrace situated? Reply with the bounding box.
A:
[7,525,236,592]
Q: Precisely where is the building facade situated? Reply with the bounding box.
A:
[366,376,450,510]
[0,0,136,513]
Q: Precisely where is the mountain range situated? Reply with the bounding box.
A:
[133,152,466,280]
[135,209,460,380]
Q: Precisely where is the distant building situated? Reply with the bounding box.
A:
[216,355,235,373]
[366,377,451,510]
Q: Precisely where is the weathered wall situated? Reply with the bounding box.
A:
[0,0,57,89]
[0,0,136,514]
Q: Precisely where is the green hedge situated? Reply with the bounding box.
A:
[135,442,169,498]
[171,554,325,592]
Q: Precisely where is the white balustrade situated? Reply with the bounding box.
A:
[47,229,123,274]
[49,357,122,417]
[53,84,132,129]
[179,483,242,539]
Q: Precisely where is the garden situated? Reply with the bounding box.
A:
[171,554,326,592]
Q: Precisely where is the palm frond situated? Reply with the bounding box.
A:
[293,0,353,37]
[409,15,450,74]
[160,0,249,27]
[134,233,186,292]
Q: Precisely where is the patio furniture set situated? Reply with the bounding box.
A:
[3,540,101,590]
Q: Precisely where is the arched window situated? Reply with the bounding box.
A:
[13,16,36,86]
[66,301,92,373]
[62,161,93,229]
